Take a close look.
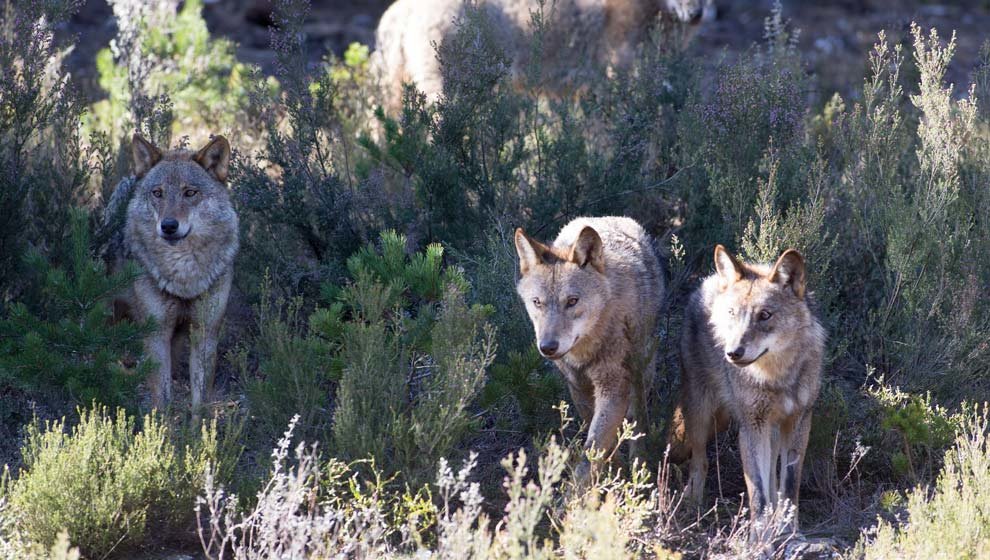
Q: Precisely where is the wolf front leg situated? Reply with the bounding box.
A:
[146,329,173,408]
[189,273,232,418]
[580,379,631,480]
[188,320,219,419]
[738,424,774,522]
[769,425,781,504]
[778,410,812,524]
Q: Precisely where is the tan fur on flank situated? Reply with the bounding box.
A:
[109,134,239,414]
[372,0,706,111]
[515,216,665,477]
[670,245,826,529]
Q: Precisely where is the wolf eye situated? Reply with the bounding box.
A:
[151,188,163,198]
[566,297,579,308]
[532,298,542,308]
[184,189,198,198]
[758,310,773,321]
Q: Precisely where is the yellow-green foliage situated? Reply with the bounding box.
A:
[855,407,990,559]
[3,405,227,559]
[85,0,253,146]
[867,372,961,480]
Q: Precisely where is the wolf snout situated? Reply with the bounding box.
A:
[539,339,560,358]
[160,218,180,236]
[725,346,746,361]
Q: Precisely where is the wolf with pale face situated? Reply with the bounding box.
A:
[109,134,239,414]
[670,245,826,528]
[515,216,664,476]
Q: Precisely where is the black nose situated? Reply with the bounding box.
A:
[539,340,559,357]
[726,346,745,361]
[161,218,179,235]
[689,10,703,24]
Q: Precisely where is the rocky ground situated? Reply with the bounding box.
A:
[58,0,990,107]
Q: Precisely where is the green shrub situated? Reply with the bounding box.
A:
[854,406,990,559]
[241,231,494,484]
[0,211,152,410]
[481,349,565,434]
[85,0,253,149]
[238,274,339,444]
[232,0,364,299]
[331,233,496,484]
[3,404,234,558]
[0,0,90,299]
[867,373,961,481]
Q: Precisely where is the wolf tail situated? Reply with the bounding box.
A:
[666,403,692,464]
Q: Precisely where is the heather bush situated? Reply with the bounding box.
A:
[232,0,365,299]
[0,0,89,298]
[2,404,234,559]
[198,408,818,559]
[853,406,990,559]
[0,518,80,560]
[673,4,810,248]
[237,275,338,445]
[331,233,496,484]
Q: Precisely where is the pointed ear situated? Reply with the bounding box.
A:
[770,249,806,299]
[714,244,743,289]
[132,134,161,178]
[570,226,604,273]
[515,228,548,276]
[194,135,231,183]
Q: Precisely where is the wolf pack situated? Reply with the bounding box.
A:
[107,0,825,537]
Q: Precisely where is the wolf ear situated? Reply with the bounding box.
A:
[714,244,743,288]
[770,249,806,299]
[132,134,161,179]
[194,135,231,183]
[515,228,549,276]
[570,226,604,273]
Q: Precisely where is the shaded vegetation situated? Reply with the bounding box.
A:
[2,0,990,557]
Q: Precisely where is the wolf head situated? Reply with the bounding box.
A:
[660,0,706,24]
[126,134,239,299]
[514,227,611,360]
[708,245,809,368]
[131,134,232,245]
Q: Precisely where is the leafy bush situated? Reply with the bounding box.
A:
[2,404,234,558]
[0,211,152,410]
[0,0,90,298]
[331,233,496,484]
[867,373,961,481]
[854,406,990,559]
[237,276,339,445]
[232,0,364,299]
[85,0,252,149]
[241,231,494,485]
